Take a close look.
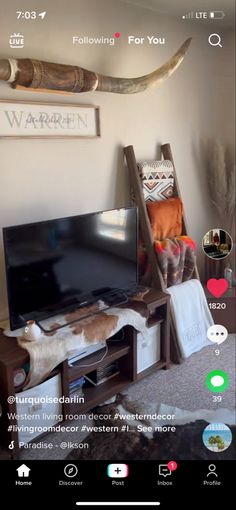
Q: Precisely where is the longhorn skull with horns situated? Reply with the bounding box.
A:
[0,39,191,94]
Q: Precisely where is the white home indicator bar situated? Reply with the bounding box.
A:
[76,503,160,507]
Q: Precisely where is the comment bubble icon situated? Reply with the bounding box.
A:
[207,324,228,345]
[206,369,229,392]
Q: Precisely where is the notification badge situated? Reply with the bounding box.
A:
[167,461,178,471]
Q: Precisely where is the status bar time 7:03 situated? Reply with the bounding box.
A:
[16,11,47,20]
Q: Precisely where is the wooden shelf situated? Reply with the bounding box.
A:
[70,373,130,413]
[68,341,130,381]
[0,286,171,454]
[0,332,29,367]
[147,316,164,328]
[136,360,167,381]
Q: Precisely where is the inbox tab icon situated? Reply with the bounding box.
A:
[107,464,129,478]
[159,464,171,477]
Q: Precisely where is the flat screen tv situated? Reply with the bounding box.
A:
[3,207,138,330]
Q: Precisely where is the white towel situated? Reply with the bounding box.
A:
[166,279,214,358]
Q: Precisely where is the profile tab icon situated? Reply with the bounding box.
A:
[206,464,218,477]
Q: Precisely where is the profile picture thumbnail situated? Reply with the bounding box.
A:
[202,423,232,452]
[202,229,232,260]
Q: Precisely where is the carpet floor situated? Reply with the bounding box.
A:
[1,334,234,460]
[126,334,235,411]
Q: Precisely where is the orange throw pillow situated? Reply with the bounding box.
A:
[146,198,183,240]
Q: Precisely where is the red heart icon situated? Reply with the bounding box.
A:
[207,278,228,298]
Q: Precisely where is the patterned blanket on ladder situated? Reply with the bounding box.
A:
[137,160,196,288]
[154,236,197,287]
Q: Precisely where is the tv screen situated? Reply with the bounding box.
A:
[3,207,138,330]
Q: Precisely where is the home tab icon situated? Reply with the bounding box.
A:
[16,464,31,478]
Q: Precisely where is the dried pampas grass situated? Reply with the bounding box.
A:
[207,140,235,233]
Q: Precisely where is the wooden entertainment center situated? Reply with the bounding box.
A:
[0,288,170,456]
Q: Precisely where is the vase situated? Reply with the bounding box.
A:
[23,320,42,342]
[224,265,233,289]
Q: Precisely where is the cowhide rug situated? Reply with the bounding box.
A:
[2,298,148,389]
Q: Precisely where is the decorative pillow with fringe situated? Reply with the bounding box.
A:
[138,160,174,202]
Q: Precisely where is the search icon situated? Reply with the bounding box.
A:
[208,33,222,47]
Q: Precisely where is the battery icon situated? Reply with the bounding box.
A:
[209,11,225,19]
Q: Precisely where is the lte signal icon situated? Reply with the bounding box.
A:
[9,33,24,49]
[182,12,194,19]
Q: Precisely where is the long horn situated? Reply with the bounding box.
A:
[0,38,192,94]
[98,38,192,93]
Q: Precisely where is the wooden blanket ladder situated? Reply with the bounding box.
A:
[124,143,200,363]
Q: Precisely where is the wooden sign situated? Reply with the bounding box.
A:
[0,100,100,138]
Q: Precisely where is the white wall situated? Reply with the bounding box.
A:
[0,0,234,319]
